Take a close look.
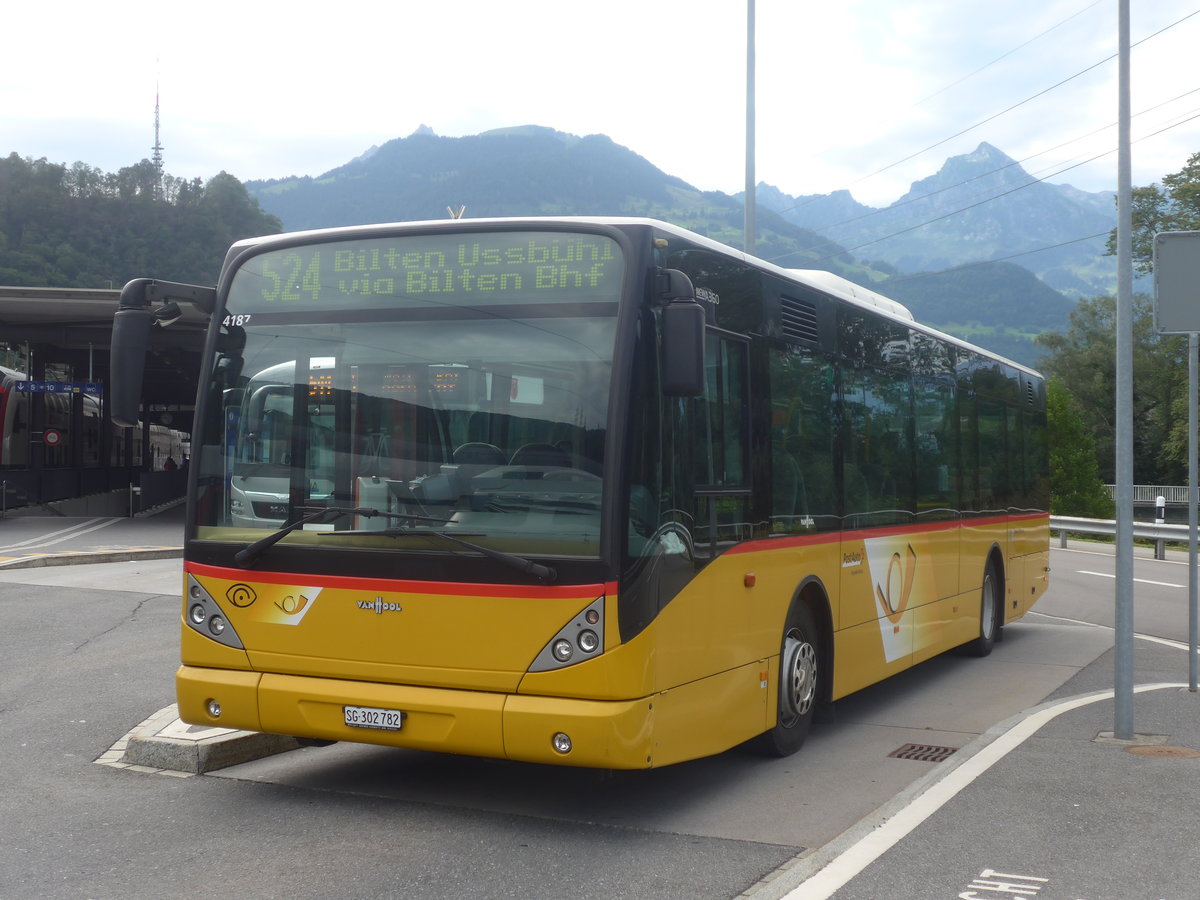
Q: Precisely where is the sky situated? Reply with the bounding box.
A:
[3,0,1199,209]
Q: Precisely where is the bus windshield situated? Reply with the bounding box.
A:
[193,230,623,559]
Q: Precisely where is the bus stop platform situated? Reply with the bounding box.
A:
[0,502,184,568]
[751,634,1200,900]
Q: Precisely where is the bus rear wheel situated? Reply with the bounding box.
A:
[963,560,1000,657]
[755,603,820,757]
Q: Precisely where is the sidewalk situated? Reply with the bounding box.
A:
[753,635,1200,900]
[0,502,184,569]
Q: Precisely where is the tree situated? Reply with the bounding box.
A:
[1046,377,1114,516]
[0,154,281,288]
[1109,151,1200,273]
[1036,293,1186,485]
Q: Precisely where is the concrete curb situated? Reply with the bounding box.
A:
[95,705,301,776]
[0,547,183,570]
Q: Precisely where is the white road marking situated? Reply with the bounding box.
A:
[0,517,122,552]
[783,682,1188,900]
[1075,569,1183,588]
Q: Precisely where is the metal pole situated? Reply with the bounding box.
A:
[1190,333,1198,691]
[744,0,756,256]
[1113,0,1135,740]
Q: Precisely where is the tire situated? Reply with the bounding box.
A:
[963,560,1000,657]
[754,602,821,757]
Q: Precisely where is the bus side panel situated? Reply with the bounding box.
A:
[839,523,960,633]
[648,564,758,696]
[1009,514,1050,620]
[831,618,913,700]
[912,594,979,665]
[1020,549,1050,616]
[653,536,842,693]
[959,520,1003,599]
[648,659,770,767]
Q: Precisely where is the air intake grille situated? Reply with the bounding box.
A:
[780,295,819,345]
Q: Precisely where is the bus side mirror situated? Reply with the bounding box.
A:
[661,299,706,396]
[658,268,705,397]
[110,306,153,428]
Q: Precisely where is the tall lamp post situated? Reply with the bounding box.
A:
[745,0,756,256]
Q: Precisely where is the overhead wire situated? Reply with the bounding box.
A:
[764,99,1200,268]
[767,6,1200,223]
[801,85,1200,240]
[803,109,1200,281]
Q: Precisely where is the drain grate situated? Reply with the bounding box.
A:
[888,743,958,763]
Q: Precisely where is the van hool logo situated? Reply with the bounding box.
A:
[357,596,403,614]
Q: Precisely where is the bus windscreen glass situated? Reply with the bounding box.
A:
[193,230,623,559]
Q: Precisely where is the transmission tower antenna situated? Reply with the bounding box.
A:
[151,75,164,198]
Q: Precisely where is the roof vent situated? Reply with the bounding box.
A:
[780,295,819,345]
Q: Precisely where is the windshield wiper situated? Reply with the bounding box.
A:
[232,506,446,568]
[392,525,557,583]
[232,505,557,583]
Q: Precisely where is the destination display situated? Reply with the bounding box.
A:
[230,231,623,313]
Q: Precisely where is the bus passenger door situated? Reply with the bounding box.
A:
[656,330,755,688]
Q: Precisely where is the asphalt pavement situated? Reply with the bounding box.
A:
[751,636,1200,900]
[3,510,1199,899]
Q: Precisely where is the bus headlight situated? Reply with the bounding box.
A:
[528,596,605,672]
[552,639,573,662]
[577,630,599,653]
[184,574,245,650]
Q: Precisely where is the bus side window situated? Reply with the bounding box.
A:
[768,347,836,532]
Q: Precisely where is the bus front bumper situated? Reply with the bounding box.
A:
[176,666,656,769]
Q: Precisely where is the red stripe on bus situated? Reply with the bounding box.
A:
[184,560,611,599]
[727,512,1048,555]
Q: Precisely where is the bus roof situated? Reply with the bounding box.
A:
[226,216,1041,377]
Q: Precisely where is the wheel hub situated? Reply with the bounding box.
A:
[780,631,817,723]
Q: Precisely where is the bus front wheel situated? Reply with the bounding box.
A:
[755,603,820,757]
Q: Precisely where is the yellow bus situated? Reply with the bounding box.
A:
[110,218,1049,768]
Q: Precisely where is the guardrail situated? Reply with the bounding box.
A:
[1104,485,1192,504]
[1050,515,1194,560]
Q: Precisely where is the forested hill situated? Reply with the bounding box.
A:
[0,153,281,287]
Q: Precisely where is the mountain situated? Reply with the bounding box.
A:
[757,143,1117,298]
[244,129,1107,366]
[247,125,874,282]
